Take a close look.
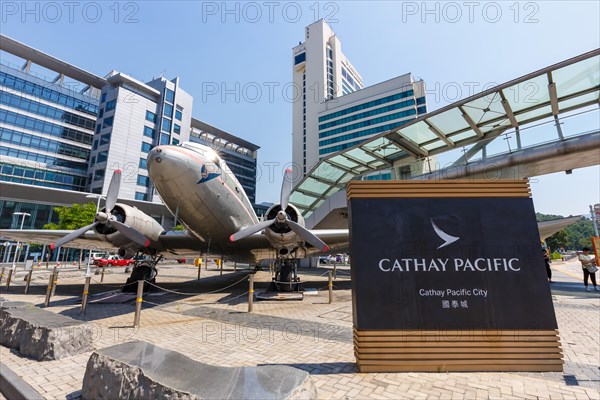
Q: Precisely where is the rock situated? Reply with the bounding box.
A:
[0,302,94,361]
[82,341,316,400]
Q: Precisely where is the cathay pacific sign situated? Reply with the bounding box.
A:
[349,196,558,331]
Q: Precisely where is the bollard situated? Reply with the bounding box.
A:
[51,268,59,297]
[197,264,201,280]
[80,276,91,315]
[328,271,333,304]
[234,261,237,273]
[219,258,223,276]
[44,273,54,307]
[24,269,33,294]
[45,260,49,269]
[5,269,13,290]
[0,267,4,286]
[101,267,105,282]
[248,274,254,313]
[133,280,144,327]
[333,263,337,280]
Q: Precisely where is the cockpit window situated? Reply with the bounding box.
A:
[182,142,219,162]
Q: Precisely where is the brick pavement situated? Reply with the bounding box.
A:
[0,259,598,399]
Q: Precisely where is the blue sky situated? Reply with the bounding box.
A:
[2,1,598,216]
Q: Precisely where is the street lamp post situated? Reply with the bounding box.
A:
[12,212,31,270]
[85,194,105,276]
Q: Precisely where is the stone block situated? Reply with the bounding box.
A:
[82,341,316,400]
[0,302,94,361]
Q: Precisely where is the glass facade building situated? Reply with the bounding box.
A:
[317,74,427,158]
[0,64,99,192]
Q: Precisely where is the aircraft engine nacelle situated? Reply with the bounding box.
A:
[94,203,164,251]
[118,247,137,259]
[263,203,306,256]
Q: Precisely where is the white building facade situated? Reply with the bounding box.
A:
[292,21,427,182]
[292,20,364,178]
[89,73,193,202]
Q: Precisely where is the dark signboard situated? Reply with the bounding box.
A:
[349,197,558,331]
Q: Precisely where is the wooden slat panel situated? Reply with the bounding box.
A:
[353,327,563,372]
[355,352,563,360]
[354,335,560,343]
[356,359,563,366]
[354,329,559,337]
[347,180,531,199]
[354,341,561,349]
[356,346,562,354]
[357,364,564,373]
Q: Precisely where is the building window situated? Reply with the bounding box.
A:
[143,126,155,138]
[93,140,98,150]
[95,124,101,134]
[139,158,147,169]
[102,116,114,128]
[141,142,153,153]
[101,93,107,103]
[161,118,171,133]
[165,89,175,103]
[98,108,104,118]
[416,96,426,105]
[145,111,157,123]
[100,133,111,145]
[173,124,181,134]
[294,52,306,64]
[137,175,150,187]
[160,133,170,145]
[172,138,179,145]
[105,99,116,111]
[135,192,148,201]
[175,109,182,121]
[94,168,105,181]
[97,151,108,163]
[163,103,173,118]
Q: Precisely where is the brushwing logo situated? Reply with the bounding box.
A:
[431,219,460,249]
[197,164,220,184]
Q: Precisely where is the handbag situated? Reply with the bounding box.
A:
[586,265,599,273]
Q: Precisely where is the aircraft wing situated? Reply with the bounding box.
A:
[0,229,115,252]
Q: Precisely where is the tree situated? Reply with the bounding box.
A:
[43,203,97,230]
[545,229,568,251]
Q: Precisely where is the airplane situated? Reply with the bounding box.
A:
[0,141,580,292]
[0,142,349,292]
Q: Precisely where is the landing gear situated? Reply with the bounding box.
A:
[269,259,303,292]
[123,255,162,292]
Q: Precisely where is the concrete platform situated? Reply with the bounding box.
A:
[256,291,304,301]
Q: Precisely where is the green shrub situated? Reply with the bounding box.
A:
[551,252,563,260]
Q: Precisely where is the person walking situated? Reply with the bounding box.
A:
[543,249,552,283]
[578,247,598,292]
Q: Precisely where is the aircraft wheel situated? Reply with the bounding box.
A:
[278,263,293,292]
[124,262,156,292]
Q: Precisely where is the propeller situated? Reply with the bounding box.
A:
[50,170,151,250]
[230,168,330,252]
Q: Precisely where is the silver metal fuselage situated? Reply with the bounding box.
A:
[147,143,259,249]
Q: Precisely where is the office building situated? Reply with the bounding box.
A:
[89,72,193,202]
[317,74,426,158]
[292,20,364,177]
[292,20,427,180]
[0,35,259,264]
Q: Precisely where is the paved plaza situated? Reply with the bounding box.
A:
[0,257,598,400]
